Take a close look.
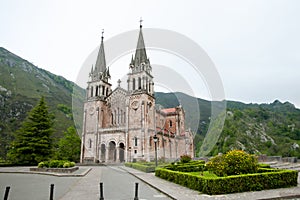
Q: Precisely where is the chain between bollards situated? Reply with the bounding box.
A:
[49,184,54,200]
[134,182,139,200]
[99,182,104,200]
[3,186,10,200]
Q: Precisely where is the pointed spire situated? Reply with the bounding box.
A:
[95,29,107,74]
[133,21,148,67]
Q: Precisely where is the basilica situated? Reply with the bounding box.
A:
[80,24,194,163]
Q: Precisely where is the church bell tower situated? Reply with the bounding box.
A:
[127,23,155,161]
[81,31,112,163]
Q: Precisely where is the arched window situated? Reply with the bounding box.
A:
[106,88,109,96]
[117,108,120,124]
[102,86,105,95]
[134,137,138,146]
[101,110,104,127]
[111,113,114,125]
[132,78,135,90]
[169,120,173,127]
[90,86,94,97]
[120,109,123,124]
[88,139,92,148]
[138,77,141,89]
[95,86,98,96]
[145,77,148,91]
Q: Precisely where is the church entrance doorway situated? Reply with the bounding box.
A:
[119,143,125,162]
[108,141,116,161]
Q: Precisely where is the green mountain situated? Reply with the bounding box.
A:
[156,92,300,157]
[212,100,300,157]
[0,47,84,160]
[1,47,299,160]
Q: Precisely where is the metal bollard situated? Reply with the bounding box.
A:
[134,182,139,200]
[99,182,104,200]
[3,186,10,200]
[49,184,54,200]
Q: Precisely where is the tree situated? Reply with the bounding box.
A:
[55,126,81,162]
[8,97,54,165]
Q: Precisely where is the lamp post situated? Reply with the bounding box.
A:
[153,135,158,167]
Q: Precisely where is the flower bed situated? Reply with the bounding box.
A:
[30,160,78,173]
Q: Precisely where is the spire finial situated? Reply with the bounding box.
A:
[101,29,104,40]
[139,17,143,28]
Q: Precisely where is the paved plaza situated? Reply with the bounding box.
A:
[1,165,300,200]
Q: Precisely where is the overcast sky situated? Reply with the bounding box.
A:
[1,0,300,108]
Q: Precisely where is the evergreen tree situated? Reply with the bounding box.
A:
[8,97,54,165]
[55,126,81,162]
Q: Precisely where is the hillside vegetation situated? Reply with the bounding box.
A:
[156,93,300,157]
[0,47,83,160]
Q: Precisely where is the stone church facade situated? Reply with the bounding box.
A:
[80,24,194,163]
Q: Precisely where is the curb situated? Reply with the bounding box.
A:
[0,167,92,177]
[119,166,177,200]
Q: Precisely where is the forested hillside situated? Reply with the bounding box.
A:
[0,47,84,160]
[156,92,300,157]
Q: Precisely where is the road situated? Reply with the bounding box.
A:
[0,166,170,200]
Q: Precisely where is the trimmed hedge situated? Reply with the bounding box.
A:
[164,160,206,172]
[125,162,155,173]
[165,163,206,172]
[258,163,271,168]
[155,168,298,195]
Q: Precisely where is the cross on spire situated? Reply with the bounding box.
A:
[101,29,104,40]
[139,17,143,28]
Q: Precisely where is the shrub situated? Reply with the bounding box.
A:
[224,150,258,175]
[206,150,258,176]
[49,160,64,168]
[63,162,71,168]
[38,160,75,168]
[70,162,75,167]
[63,161,75,168]
[180,154,192,163]
[206,154,228,176]
[38,162,46,168]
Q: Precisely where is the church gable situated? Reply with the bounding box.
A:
[108,87,127,126]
